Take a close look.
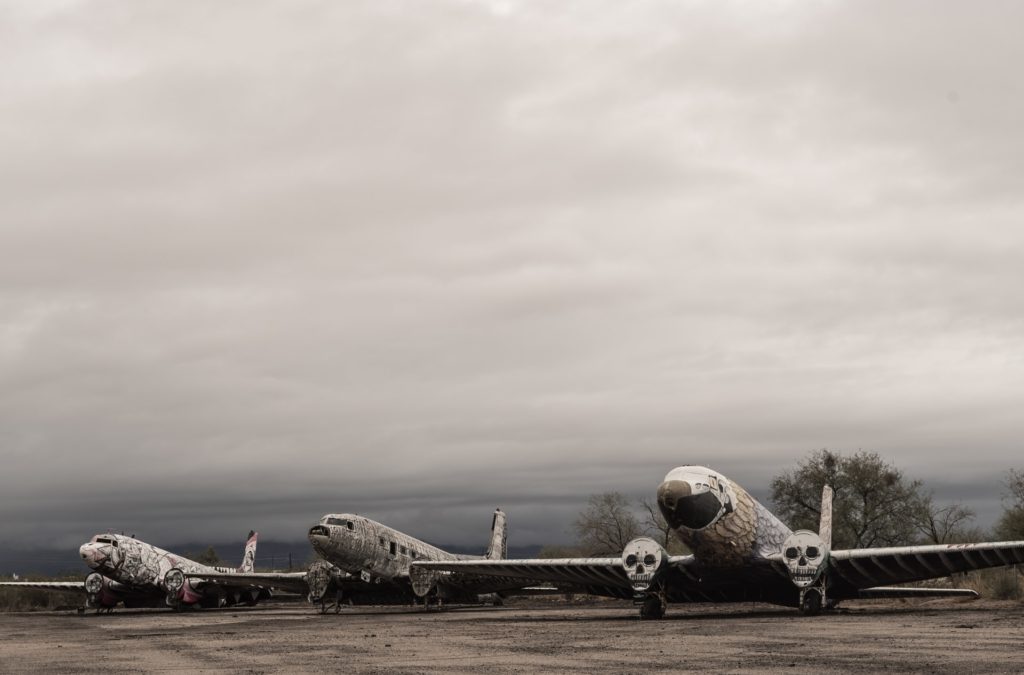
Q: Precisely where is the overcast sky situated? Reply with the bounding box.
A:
[2,0,1023,552]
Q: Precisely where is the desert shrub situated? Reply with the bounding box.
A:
[986,568,1022,601]
[962,567,1022,601]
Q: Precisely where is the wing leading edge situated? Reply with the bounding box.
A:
[0,581,87,593]
[412,555,694,590]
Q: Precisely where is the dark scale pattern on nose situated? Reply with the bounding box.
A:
[658,480,723,530]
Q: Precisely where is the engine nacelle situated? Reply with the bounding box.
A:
[781,530,830,588]
[306,560,343,603]
[163,568,185,595]
[84,572,119,608]
[162,567,204,607]
[409,565,445,598]
[620,537,668,593]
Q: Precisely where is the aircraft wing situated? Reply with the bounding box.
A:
[830,540,1024,589]
[411,555,694,590]
[0,581,86,593]
[182,571,310,595]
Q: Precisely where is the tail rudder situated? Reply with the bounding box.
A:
[485,509,507,560]
[238,530,258,573]
[818,485,833,551]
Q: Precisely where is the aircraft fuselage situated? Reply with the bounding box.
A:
[308,514,467,583]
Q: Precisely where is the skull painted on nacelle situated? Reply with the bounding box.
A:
[781,530,829,588]
[621,537,666,593]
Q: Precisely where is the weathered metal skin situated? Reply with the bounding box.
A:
[308,508,526,604]
[658,466,791,568]
[0,532,266,612]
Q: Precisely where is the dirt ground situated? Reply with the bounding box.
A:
[1,598,1021,673]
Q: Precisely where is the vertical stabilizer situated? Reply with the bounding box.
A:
[238,530,258,573]
[486,509,507,560]
[818,486,833,551]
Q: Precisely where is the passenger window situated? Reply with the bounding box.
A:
[347,521,354,531]
[400,546,407,555]
[389,542,397,555]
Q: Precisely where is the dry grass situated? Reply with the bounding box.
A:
[0,575,83,612]
[961,567,1023,601]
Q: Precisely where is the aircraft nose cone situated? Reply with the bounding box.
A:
[657,480,692,510]
[308,525,331,550]
[79,544,103,567]
[657,479,723,531]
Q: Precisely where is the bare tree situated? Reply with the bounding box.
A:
[995,468,1024,540]
[771,449,926,549]
[913,493,976,544]
[573,492,643,555]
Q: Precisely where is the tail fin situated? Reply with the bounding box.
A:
[238,530,258,573]
[485,509,507,560]
[818,485,833,551]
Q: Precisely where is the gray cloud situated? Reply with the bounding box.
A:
[2,0,1023,552]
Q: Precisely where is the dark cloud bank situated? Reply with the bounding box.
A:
[2,1,1024,564]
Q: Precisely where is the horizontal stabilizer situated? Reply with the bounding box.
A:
[858,586,979,600]
[503,586,566,596]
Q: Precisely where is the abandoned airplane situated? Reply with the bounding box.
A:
[188,508,538,612]
[412,465,1024,619]
[0,531,270,612]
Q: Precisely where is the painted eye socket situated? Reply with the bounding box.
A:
[805,546,820,559]
[785,547,800,559]
[643,554,656,567]
[625,554,638,567]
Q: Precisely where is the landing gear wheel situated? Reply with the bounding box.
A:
[799,588,823,616]
[639,595,666,620]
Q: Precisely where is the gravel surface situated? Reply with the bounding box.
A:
[2,598,1021,673]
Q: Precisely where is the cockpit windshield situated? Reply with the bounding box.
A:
[325,517,355,530]
[93,536,117,546]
